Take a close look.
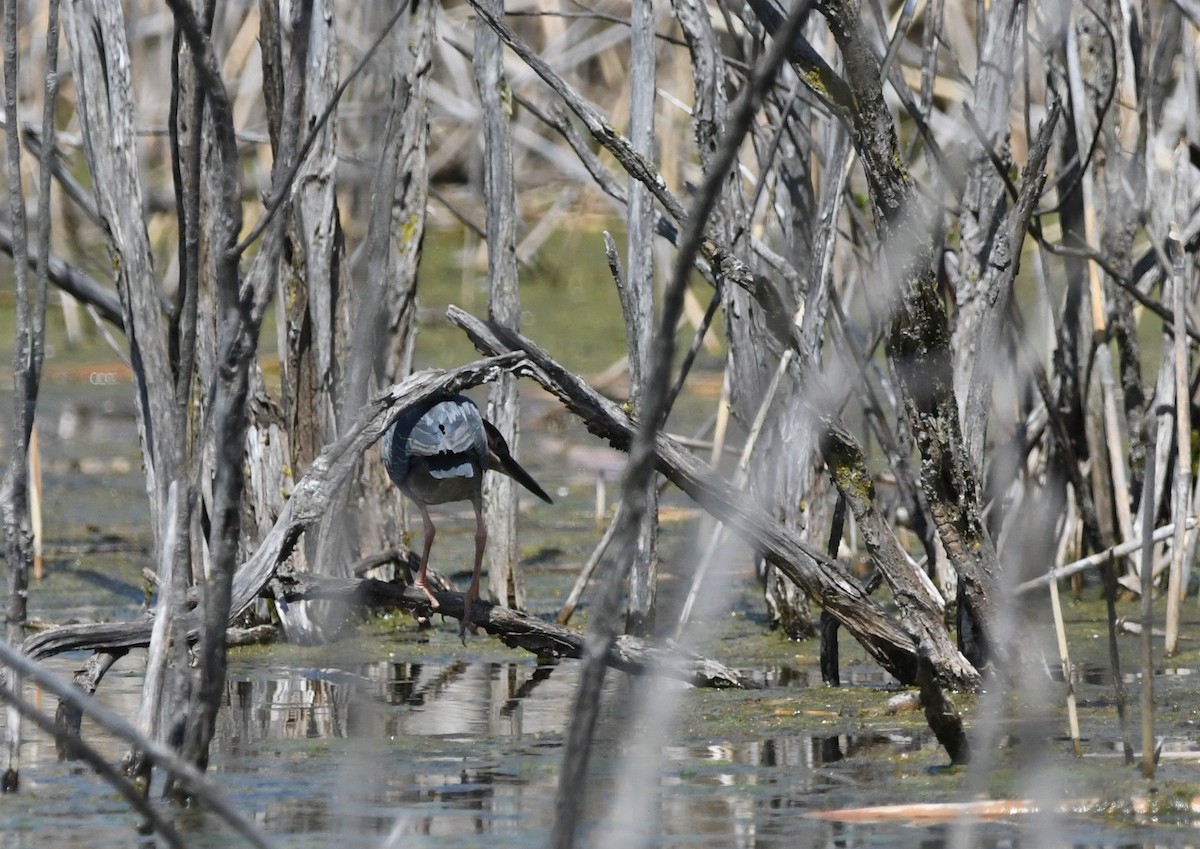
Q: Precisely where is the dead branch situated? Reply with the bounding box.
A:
[916,646,970,765]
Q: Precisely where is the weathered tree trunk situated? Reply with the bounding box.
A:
[352,0,434,569]
[61,0,195,790]
[150,8,207,783]
[754,0,1008,670]
[164,0,308,787]
[263,0,354,642]
[950,0,1021,473]
[1,0,54,791]
[622,0,659,637]
[673,0,814,637]
[475,0,525,610]
[62,0,185,555]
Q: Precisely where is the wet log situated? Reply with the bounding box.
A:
[272,569,754,689]
[916,646,970,765]
[17,573,749,690]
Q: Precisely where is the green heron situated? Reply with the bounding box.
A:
[383,394,552,638]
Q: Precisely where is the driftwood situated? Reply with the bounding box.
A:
[273,569,752,689]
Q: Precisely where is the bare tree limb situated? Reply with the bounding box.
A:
[0,224,123,327]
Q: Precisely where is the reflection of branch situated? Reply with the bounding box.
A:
[500,663,556,716]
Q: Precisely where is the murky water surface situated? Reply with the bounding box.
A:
[6,639,1200,849]
[6,271,1200,847]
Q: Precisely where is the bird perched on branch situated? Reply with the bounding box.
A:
[383,394,552,640]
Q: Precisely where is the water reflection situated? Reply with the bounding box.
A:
[1049,661,1200,687]
[6,656,1200,849]
[202,659,958,847]
[216,658,579,754]
[743,664,897,689]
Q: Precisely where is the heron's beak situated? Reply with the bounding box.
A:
[482,420,553,504]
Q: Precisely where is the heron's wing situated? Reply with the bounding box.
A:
[405,398,486,459]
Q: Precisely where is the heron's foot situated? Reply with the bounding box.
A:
[413,578,440,609]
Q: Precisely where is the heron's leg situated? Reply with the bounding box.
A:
[414,505,439,607]
[460,497,488,641]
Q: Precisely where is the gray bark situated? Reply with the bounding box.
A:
[262,0,350,642]
[950,0,1021,473]
[161,0,306,785]
[354,1,434,569]
[475,0,525,610]
[754,0,1010,669]
[1,0,43,792]
[673,0,813,637]
[62,0,183,554]
[623,0,659,637]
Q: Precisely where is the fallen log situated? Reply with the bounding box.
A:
[20,570,751,689]
[273,568,754,689]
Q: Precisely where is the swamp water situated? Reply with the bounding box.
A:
[6,249,1200,847]
[7,633,1200,849]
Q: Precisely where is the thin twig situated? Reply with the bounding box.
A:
[1015,520,1197,594]
[1140,410,1158,778]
